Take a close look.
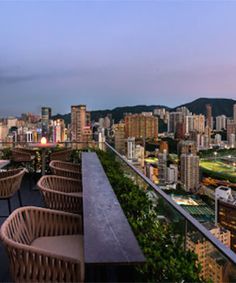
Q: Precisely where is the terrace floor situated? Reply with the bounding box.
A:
[0,173,44,282]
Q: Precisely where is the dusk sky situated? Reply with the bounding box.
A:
[1,1,236,116]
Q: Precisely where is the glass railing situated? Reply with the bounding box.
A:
[104,142,236,283]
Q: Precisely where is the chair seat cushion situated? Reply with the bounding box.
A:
[31,235,84,279]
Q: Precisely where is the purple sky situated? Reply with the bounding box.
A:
[0,1,236,116]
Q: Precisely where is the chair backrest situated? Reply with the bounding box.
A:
[1,206,34,246]
[11,149,32,162]
[0,168,26,198]
[49,161,81,179]
[50,149,73,162]
[16,148,36,155]
[38,175,81,193]
[1,206,82,245]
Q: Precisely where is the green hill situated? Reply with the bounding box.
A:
[175,97,236,117]
[52,98,236,125]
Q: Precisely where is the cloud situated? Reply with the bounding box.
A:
[0,68,82,85]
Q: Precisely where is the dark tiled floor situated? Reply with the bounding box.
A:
[0,174,44,282]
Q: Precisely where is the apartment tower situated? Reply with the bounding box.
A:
[206,104,212,129]
[114,123,126,155]
[234,104,236,124]
[71,105,92,143]
[41,107,52,138]
[125,113,158,140]
[180,153,199,192]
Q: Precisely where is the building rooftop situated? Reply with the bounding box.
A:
[171,194,215,223]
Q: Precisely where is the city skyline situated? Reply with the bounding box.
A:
[0,96,235,117]
[1,1,236,115]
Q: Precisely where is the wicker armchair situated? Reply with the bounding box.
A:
[0,206,84,283]
[37,175,82,214]
[49,160,81,179]
[50,149,73,162]
[11,149,36,190]
[11,148,35,163]
[0,168,26,215]
[15,148,36,155]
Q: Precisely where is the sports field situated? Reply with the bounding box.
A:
[200,160,236,182]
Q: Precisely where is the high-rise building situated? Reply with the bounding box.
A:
[216,115,227,131]
[168,112,183,133]
[159,141,169,153]
[135,145,145,168]
[98,118,104,129]
[158,151,167,185]
[228,133,236,148]
[41,107,51,138]
[184,115,195,134]
[180,154,199,192]
[153,108,166,119]
[176,106,191,116]
[176,122,185,139]
[98,128,106,150]
[99,116,112,129]
[104,116,111,129]
[71,105,92,143]
[206,104,212,129]
[234,104,236,124]
[124,113,158,140]
[127,137,136,161]
[178,140,197,156]
[202,133,210,149]
[214,134,222,145]
[7,116,17,129]
[227,119,236,142]
[167,164,178,184]
[0,122,8,142]
[145,162,158,184]
[41,107,51,122]
[187,222,231,283]
[53,119,65,143]
[216,187,236,252]
[114,123,126,155]
[203,125,211,148]
[193,114,205,133]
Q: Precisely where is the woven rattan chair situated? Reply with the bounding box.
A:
[37,175,82,214]
[0,168,26,216]
[11,149,36,190]
[50,149,73,162]
[0,206,84,283]
[49,160,81,179]
[11,148,35,163]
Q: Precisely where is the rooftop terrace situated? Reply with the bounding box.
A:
[0,142,236,282]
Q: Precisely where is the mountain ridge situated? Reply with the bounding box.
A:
[174,97,236,117]
[53,98,236,124]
